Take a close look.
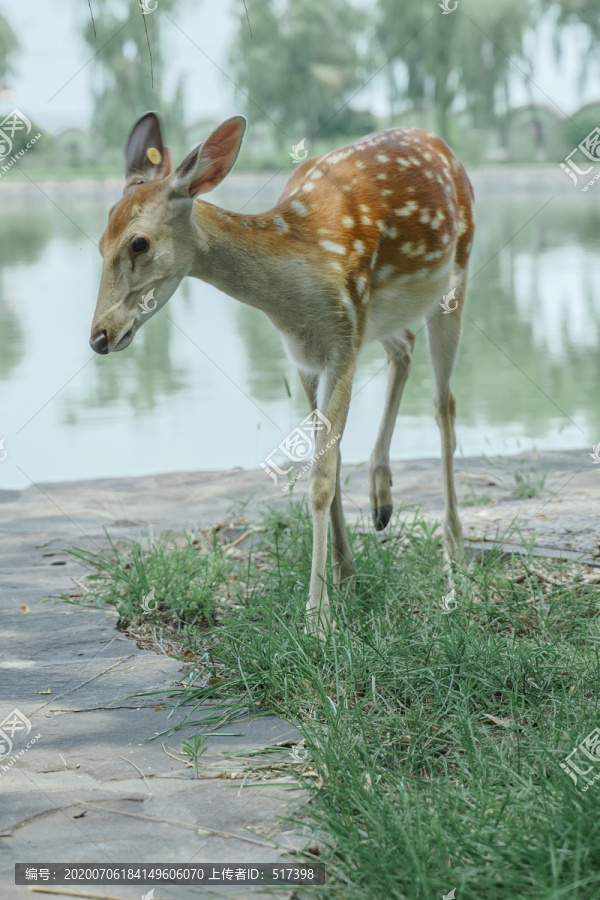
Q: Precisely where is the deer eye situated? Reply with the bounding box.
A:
[132,237,149,253]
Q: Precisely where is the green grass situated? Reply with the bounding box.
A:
[62,529,228,631]
[63,506,600,899]
[483,453,548,500]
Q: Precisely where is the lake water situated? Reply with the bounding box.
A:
[1,176,599,492]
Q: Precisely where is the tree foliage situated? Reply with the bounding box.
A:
[230,0,368,139]
[81,0,185,157]
[0,11,18,87]
[376,0,534,141]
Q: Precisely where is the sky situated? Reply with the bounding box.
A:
[1,1,237,131]
[1,1,599,134]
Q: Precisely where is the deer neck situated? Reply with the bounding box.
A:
[187,199,320,325]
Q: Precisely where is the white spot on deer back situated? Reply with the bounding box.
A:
[377,221,398,238]
[395,201,418,216]
[273,215,288,233]
[319,240,346,255]
[328,148,355,164]
[290,200,308,216]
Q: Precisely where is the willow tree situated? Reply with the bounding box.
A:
[0,10,18,92]
[376,0,534,142]
[230,0,368,141]
[81,0,185,156]
[541,0,600,115]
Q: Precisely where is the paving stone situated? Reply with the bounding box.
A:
[1,451,597,898]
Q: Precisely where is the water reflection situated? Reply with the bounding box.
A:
[0,211,51,381]
[62,310,189,424]
[1,182,598,490]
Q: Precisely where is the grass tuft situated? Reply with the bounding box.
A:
[62,528,228,629]
[63,505,600,899]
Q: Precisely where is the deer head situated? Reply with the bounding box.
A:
[89,111,246,354]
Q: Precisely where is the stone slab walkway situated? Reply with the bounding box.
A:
[1,449,598,899]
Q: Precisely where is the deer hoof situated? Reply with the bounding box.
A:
[373,504,393,531]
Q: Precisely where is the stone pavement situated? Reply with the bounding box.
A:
[1,449,599,900]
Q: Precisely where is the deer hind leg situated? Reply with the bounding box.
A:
[425,288,465,559]
[329,446,355,585]
[368,329,415,531]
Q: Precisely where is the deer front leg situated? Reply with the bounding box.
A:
[299,370,354,590]
[306,362,355,635]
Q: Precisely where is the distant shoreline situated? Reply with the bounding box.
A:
[0,167,594,199]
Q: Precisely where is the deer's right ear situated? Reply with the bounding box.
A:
[169,116,246,199]
[125,112,172,182]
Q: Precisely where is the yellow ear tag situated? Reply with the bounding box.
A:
[147,147,162,165]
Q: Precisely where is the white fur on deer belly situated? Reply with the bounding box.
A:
[364,263,454,344]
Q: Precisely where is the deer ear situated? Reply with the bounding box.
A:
[170,116,246,198]
[125,112,172,182]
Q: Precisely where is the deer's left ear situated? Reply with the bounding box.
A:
[125,111,172,182]
[170,116,246,198]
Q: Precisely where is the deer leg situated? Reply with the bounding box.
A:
[305,361,355,635]
[329,446,356,585]
[425,295,465,559]
[299,370,355,593]
[368,329,415,531]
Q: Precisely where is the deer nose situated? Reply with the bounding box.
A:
[90,331,109,355]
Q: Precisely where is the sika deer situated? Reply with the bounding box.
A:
[90,113,475,633]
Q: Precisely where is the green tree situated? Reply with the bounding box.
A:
[542,0,600,44]
[540,0,600,102]
[81,0,185,158]
[0,11,18,90]
[230,0,368,140]
[376,0,534,142]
